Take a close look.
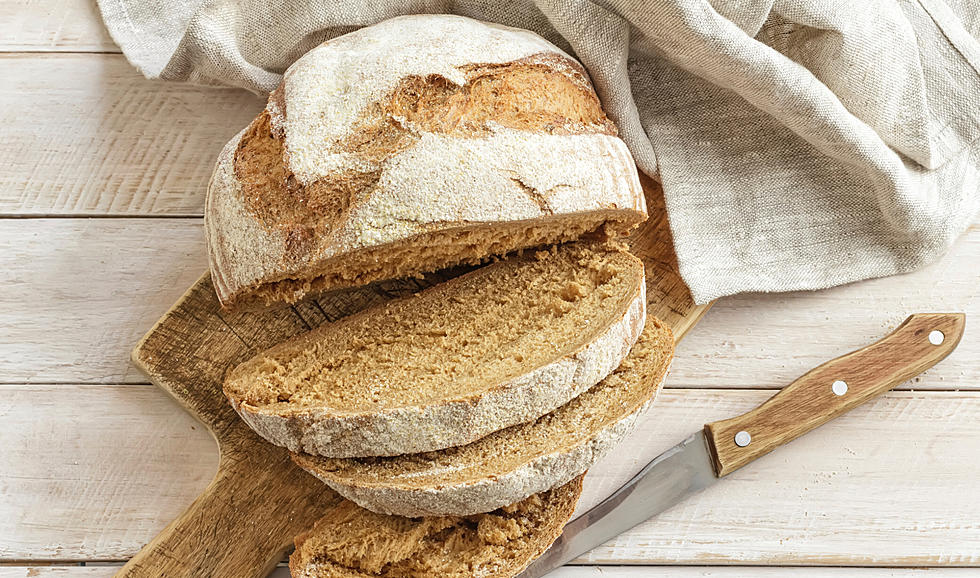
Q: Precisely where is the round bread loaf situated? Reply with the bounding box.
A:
[205,14,646,309]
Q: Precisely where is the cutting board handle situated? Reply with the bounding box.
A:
[115,453,285,578]
[703,313,965,477]
[114,436,333,578]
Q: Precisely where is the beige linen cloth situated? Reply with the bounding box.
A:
[98,0,980,303]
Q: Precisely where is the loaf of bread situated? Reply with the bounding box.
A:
[205,14,646,309]
[292,319,673,517]
[224,241,645,458]
[289,475,583,578]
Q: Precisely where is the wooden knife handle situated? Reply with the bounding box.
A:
[703,313,965,477]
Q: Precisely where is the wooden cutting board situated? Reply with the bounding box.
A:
[123,174,712,577]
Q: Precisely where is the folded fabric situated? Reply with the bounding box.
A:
[98,0,980,302]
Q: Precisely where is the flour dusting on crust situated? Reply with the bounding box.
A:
[282,15,570,184]
[330,130,643,252]
[205,14,647,308]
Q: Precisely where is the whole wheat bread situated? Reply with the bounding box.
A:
[224,241,646,458]
[292,319,673,516]
[205,14,646,309]
[289,475,583,578]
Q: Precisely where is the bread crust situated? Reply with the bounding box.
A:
[205,15,647,309]
[227,279,645,458]
[288,475,584,578]
[293,320,674,516]
[301,370,665,517]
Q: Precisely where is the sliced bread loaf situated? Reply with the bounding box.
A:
[292,318,673,516]
[205,14,646,309]
[223,241,646,458]
[289,475,583,578]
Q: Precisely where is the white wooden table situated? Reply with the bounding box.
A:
[1,1,978,576]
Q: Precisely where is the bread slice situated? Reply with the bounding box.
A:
[292,318,673,516]
[289,475,583,578]
[205,14,646,309]
[223,241,646,458]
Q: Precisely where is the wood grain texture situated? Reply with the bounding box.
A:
[1,2,976,572]
[0,0,116,52]
[2,219,976,389]
[0,569,116,578]
[3,388,980,565]
[120,175,709,576]
[671,223,979,391]
[121,279,341,578]
[576,390,980,566]
[0,384,216,561]
[705,313,966,476]
[0,55,261,216]
[253,567,980,578]
[0,219,207,384]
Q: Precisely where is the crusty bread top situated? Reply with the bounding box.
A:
[205,14,646,308]
[278,15,579,184]
[292,317,673,494]
[288,475,583,577]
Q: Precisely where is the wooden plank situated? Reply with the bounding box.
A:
[0,569,112,578]
[41,564,962,577]
[3,387,979,565]
[0,384,216,561]
[672,224,979,391]
[0,55,262,216]
[269,568,980,578]
[0,570,113,578]
[540,566,978,578]
[0,0,117,52]
[1,218,975,389]
[0,219,207,384]
[575,391,980,566]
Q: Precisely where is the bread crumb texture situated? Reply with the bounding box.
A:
[289,475,583,578]
[297,318,673,485]
[206,15,645,308]
[291,318,674,516]
[224,241,642,413]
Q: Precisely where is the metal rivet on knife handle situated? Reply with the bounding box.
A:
[734,431,751,447]
[703,313,966,477]
[518,314,966,578]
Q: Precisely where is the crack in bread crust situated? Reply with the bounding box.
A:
[232,51,618,266]
[208,17,648,310]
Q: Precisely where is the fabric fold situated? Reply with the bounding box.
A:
[96,0,980,303]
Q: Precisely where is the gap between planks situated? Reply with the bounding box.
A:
[2,387,979,565]
[3,1,978,572]
[0,54,263,217]
[0,219,975,389]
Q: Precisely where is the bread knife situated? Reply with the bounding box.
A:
[519,312,965,577]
